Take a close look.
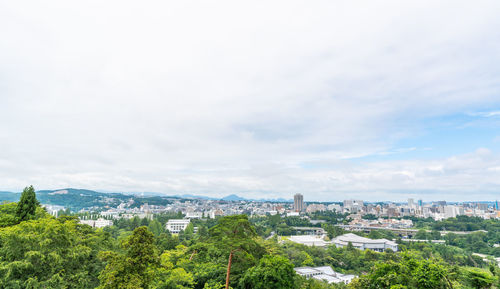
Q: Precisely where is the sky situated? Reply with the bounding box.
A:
[1,1,500,201]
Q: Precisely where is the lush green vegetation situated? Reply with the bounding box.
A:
[408,217,500,257]
[433,216,500,232]
[0,187,499,288]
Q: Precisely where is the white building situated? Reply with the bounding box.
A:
[288,235,330,247]
[185,211,203,219]
[306,204,326,213]
[332,233,398,252]
[80,218,113,228]
[295,266,356,284]
[327,204,342,212]
[165,219,191,233]
[408,198,415,209]
[343,200,364,213]
[43,204,66,217]
[443,205,462,218]
[205,210,216,219]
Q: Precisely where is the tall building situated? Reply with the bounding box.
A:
[444,205,461,218]
[408,198,414,208]
[436,201,447,206]
[294,193,304,212]
[418,199,423,207]
[476,203,488,211]
[343,200,353,208]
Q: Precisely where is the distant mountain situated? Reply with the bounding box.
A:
[219,194,293,202]
[176,194,218,200]
[34,188,191,211]
[38,188,107,196]
[0,191,19,202]
[0,188,292,211]
[35,188,132,211]
[221,194,247,201]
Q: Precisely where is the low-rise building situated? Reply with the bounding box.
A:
[43,204,66,217]
[306,204,326,213]
[288,235,330,247]
[295,266,356,284]
[80,218,113,228]
[185,211,203,219]
[332,233,398,252]
[327,204,342,212]
[165,219,191,233]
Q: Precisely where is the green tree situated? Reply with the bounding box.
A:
[430,230,442,240]
[184,223,195,240]
[188,215,265,288]
[415,229,428,240]
[149,219,165,236]
[349,252,451,289]
[238,255,295,289]
[157,232,180,252]
[0,216,110,288]
[156,245,195,289]
[98,226,158,289]
[0,202,19,227]
[462,267,496,289]
[208,215,264,286]
[198,225,209,238]
[15,185,40,222]
[203,281,228,289]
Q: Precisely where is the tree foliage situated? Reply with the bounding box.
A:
[0,216,111,288]
[461,267,497,289]
[348,252,452,289]
[15,185,40,222]
[98,226,158,289]
[239,255,295,289]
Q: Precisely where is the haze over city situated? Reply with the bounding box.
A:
[1,1,500,201]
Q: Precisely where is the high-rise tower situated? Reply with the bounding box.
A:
[294,193,304,212]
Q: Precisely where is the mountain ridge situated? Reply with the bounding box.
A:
[0,188,293,209]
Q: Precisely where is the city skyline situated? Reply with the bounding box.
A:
[1,187,498,203]
[1,1,500,201]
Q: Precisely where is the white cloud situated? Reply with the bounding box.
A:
[1,0,500,200]
[468,111,500,118]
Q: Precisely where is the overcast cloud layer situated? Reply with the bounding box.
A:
[1,1,500,201]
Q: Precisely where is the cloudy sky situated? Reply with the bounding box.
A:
[1,1,500,201]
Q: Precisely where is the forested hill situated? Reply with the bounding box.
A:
[0,191,20,202]
[0,188,179,211]
[36,188,133,210]
[0,188,293,211]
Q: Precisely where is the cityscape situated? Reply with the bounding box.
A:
[2,0,500,288]
[35,190,500,286]
[78,193,500,221]
[36,190,500,225]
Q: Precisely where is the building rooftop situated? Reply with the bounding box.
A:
[288,235,331,247]
[295,266,357,284]
[334,233,397,246]
[166,219,190,223]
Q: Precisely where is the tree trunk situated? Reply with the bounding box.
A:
[225,250,233,289]
[189,250,197,261]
